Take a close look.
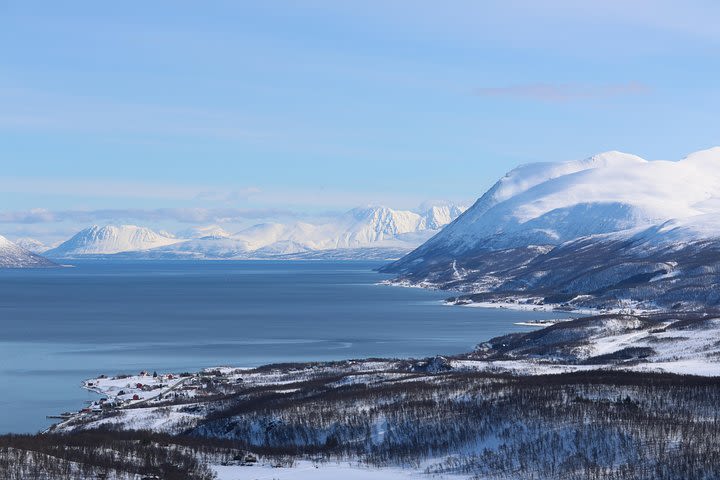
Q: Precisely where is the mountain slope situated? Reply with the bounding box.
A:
[176,225,232,239]
[45,225,181,258]
[421,204,467,230]
[383,148,720,311]
[0,235,57,268]
[231,206,451,252]
[13,237,49,254]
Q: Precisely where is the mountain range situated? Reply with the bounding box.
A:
[37,204,466,260]
[382,148,720,312]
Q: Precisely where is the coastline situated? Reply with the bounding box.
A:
[39,305,720,479]
[450,299,660,316]
[380,278,664,316]
[50,306,720,434]
[38,274,685,437]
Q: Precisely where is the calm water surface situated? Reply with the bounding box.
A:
[0,261,572,433]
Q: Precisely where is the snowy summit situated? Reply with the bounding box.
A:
[0,235,57,268]
[44,225,181,258]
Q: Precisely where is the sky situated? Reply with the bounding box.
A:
[2,1,720,244]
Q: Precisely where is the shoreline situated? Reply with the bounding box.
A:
[48,308,720,435]
[450,299,660,316]
[24,364,720,480]
[379,278,664,316]
[39,307,720,480]
[38,279,687,436]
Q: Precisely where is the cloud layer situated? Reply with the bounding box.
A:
[0,207,299,225]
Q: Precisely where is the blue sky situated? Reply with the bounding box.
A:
[2,1,720,242]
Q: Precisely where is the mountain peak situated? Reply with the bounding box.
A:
[177,225,231,239]
[13,237,48,254]
[0,235,57,268]
[681,146,720,167]
[45,224,180,258]
[585,150,647,168]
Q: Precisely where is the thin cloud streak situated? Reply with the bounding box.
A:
[473,82,652,102]
[0,208,299,225]
[0,176,446,211]
[0,177,265,202]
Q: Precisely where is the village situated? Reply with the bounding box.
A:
[46,359,423,436]
[47,366,254,429]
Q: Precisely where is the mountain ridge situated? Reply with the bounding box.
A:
[44,225,181,258]
[0,235,58,268]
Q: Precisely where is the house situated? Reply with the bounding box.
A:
[132,394,140,401]
[136,383,143,389]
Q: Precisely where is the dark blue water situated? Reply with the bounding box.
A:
[0,261,570,433]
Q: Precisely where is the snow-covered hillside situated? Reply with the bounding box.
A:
[176,225,232,239]
[44,225,181,258]
[56,204,466,260]
[224,205,461,253]
[235,204,463,256]
[229,206,448,253]
[383,148,720,311]
[0,235,57,268]
[420,203,467,230]
[13,237,49,254]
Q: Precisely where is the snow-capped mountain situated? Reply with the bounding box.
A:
[259,206,443,252]
[383,148,720,311]
[176,225,231,239]
[13,237,49,254]
[44,225,181,258]
[80,204,466,260]
[235,222,311,251]
[122,236,254,260]
[0,235,57,268]
[420,203,467,230]
[338,206,426,245]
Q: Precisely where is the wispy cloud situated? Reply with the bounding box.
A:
[0,208,298,225]
[473,82,651,102]
[0,175,443,212]
[194,187,263,203]
[0,177,266,203]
